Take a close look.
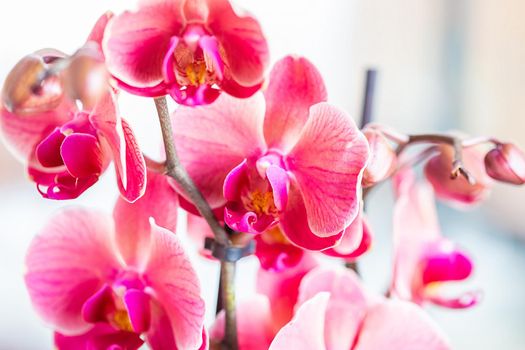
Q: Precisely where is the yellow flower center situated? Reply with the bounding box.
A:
[243,190,277,216]
[112,309,134,332]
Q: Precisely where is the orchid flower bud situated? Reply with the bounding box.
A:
[424,145,492,206]
[362,128,397,187]
[484,143,525,185]
[62,43,109,110]
[1,54,63,115]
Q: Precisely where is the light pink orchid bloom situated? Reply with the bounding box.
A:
[270,268,450,350]
[0,14,146,201]
[172,56,369,251]
[25,174,208,349]
[391,169,481,308]
[424,145,492,207]
[103,0,269,106]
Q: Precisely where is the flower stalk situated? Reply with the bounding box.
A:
[154,96,238,350]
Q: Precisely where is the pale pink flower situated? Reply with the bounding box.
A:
[103,0,269,106]
[24,173,207,349]
[0,14,146,201]
[391,170,480,308]
[361,128,397,187]
[424,145,492,206]
[270,268,450,350]
[484,142,525,185]
[172,56,369,250]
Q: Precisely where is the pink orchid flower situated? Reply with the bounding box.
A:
[0,14,146,201]
[424,145,492,207]
[270,268,450,350]
[172,55,369,250]
[391,169,481,308]
[103,0,269,106]
[25,172,208,349]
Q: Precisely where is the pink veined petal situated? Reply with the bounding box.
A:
[269,292,329,350]
[143,222,206,350]
[263,56,327,152]
[89,92,146,202]
[257,252,318,332]
[279,181,343,251]
[60,133,104,178]
[0,102,72,165]
[297,268,368,350]
[221,76,263,99]
[103,1,184,88]
[391,170,442,301]
[171,93,266,207]
[353,300,450,350]
[113,170,178,267]
[54,324,144,350]
[24,208,121,335]
[286,103,369,237]
[206,0,269,87]
[211,295,274,350]
[183,0,209,22]
[86,12,114,45]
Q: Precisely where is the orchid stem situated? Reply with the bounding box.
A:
[154,96,238,350]
[220,261,238,350]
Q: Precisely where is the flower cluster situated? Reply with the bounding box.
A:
[1,0,525,349]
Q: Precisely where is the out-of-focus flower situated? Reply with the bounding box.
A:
[103,0,269,106]
[484,143,525,185]
[172,56,369,250]
[0,14,146,201]
[210,253,318,349]
[25,177,207,349]
[391,170,480,309]
[424,145,492,207]
[362,128,397,187]
[269,268,450,350]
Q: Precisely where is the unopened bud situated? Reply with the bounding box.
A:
[1,54,63,114]
[362,129,397,187]
[63,44,109,110]
[484,143,525,185]
[424,145,492,206]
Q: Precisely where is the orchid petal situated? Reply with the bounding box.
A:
[354,300,450,350]
[103,1,184,88]
[60,133,104,178]
[172,93,266,207]
[36,128,66,168]
[113,170,178,267]
[143,222,205,350]
[124,289,151,334]
[269,292,329,350]
[54,324,144,350]
[86,12,114,45]
[206,0,269,87]
[298,268,368,350]
[286,103,369,236]
[25,208,120,335]
[263,56,327,152]
[279,181,343,250]
[257,253,318,332]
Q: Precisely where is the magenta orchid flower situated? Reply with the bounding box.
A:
[0,14,146,201]
[103,0,269,106]
[24,173,208,349]
[172,55,369,251]
[424,145,492,207]
[391,170,481,308]
[270,268,450,350]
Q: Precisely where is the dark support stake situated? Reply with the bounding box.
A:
[360,69,377,129]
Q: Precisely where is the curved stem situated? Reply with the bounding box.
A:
[154,97,238,350]
[154,97,230,246]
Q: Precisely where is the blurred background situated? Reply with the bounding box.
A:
[0,0,524,349]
